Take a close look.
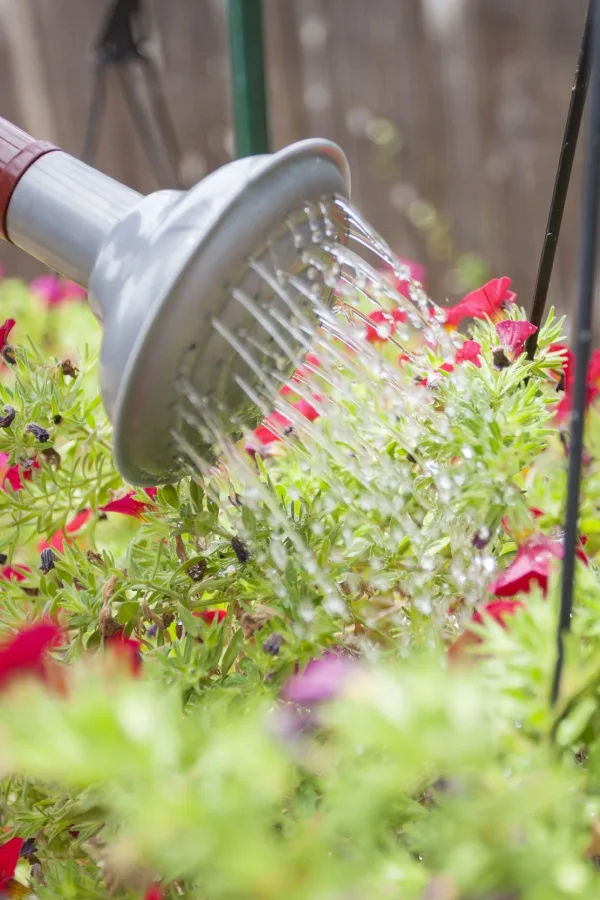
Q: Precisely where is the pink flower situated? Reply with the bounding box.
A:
[495,320,537,361]
[30,275,86,307]
[100,489,157,520]
[282,652,354,706]
[0,620,63,691]
[0,318,15,351]
[488,535,566,598]
[444,277,516,328]
[193,609,227,625]
[0,837,23,890]
[39,508,92,553]
[106,631,142,676]
[365,308,407,343]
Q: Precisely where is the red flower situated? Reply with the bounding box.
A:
[100,489,157,520]
[365,308,407,343]
[291,352,320,384]
[39,508,92,553]
[554,345,600,421]
[106,631,142,676]
[455,340,482,367]
[495,320,537,361]
[294,395,321,422]
[471,598,525,628]
[488,535,567,598]
[245,410,292,455]
[379,258,427,297]
[193,609,227,625]
[2,456,41,493]
[444,277,516,328]
[0,837,23,889]
[30,275,86,307]
[0,319,15,351]
[440,339,482,373]
[145,887,163,900]
[0,565,31,583]
[448,599,524,662]
[0,620,63,691]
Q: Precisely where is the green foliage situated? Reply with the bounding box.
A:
[1,281,600,898]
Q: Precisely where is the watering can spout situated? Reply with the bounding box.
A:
[0,117,142,286]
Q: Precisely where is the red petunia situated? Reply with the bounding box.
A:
[193,609,227,625]
[440,339,482,373]
[100,489,157,520]
[444,277,516,328]
[365,308,407,343]
[448,599,524,662]
[471,598,525,628]
[2,456,41,493]
[495,320,537,361]
[488,535,568,598]
[144,887,163,900]
[379,258,427,297]
[0,620,63,691]
[554,345,600,422]
[0,565,31,583]
[0,837,23,890]
[106,631,142,676]
[0,319,15,352]
[39,508,92,553]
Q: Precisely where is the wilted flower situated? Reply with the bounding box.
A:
[39,548,55,574]
[443,277,516,328]
[0,406,15,428]
[495,320,537,361]
[25,423,50,444]
[0,620,63,691]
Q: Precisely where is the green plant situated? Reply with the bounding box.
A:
[0,272,599,898]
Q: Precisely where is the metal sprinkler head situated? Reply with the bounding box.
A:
[0,118,350,485]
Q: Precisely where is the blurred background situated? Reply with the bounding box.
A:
[0,0,590,321]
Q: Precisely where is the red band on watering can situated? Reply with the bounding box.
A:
[0,117,59,242]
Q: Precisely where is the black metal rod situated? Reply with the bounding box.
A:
[527,1,592,358]
[552,0,600,706]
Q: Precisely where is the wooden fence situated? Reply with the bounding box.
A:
[0,0,591,329]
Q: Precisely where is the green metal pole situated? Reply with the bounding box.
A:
[227,0,270,157]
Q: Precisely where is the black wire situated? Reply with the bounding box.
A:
[551,0,600,706]
[527,1,592,358]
